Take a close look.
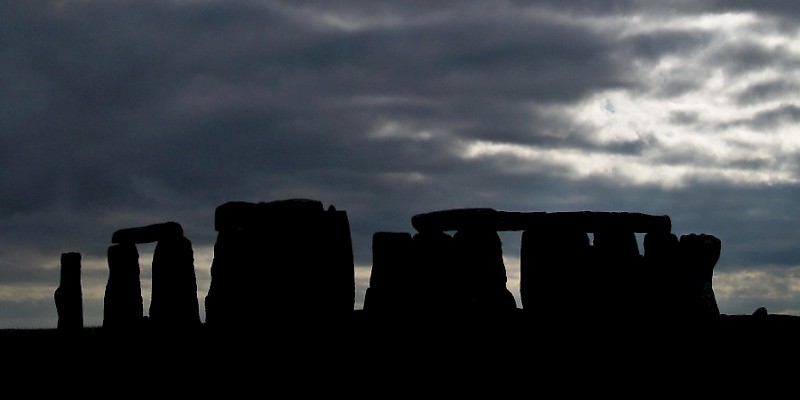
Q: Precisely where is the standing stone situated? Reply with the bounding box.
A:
[205,228,259,329]
[590,230,645,322]
[103,243,144,331]
[205,198,356,329]
[316,206,356,314]
[678,233,721,322]
[149,235,201,331]
[643,232,680,322]
[259,198,326,316]
[55,252,83,332]
[363,231,414,314]
[520,229,591,319]
[411,230,456,313]
[452,228,517,313]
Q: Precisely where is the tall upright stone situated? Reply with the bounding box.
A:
[317,206,356,315]
[149,235,202,331]
[452,228,517,313]
[678,233,722,323]
[643,231,680,321]
[520,229,591,319]
[411,230,456,313]
[205,198,356,330]
[55,252,83,332]
[363,231,414,313]
[205,228,257,329]
[103,243,144,331]
[591,230,645,321]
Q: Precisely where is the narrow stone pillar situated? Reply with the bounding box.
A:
[55,252,83,331]
[520,229,591,318]
[317,206,356,314]
[149,235,202,330]
[411,230,456,312]
[363,231,414,313]
[103,243,144,331]
[643,232,680,321]
[452,228,517,312]
[591,230,644,322]
[678,233,721,322]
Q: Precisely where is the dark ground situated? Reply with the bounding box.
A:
[3,311,797,389]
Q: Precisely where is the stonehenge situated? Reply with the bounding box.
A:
[58,200,722,333]
[370,207,721,325]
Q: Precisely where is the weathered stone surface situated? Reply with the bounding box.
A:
[111,221,183,244]
[148,235,201,330]
[103,243,144,330]
[55,252,83,331]
[411,209,671,233]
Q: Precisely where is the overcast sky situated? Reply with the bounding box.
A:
[2,0,799,328]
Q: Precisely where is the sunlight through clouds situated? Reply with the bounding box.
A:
[3,0,800,328]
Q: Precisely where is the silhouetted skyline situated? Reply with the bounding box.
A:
[2,1,800,328]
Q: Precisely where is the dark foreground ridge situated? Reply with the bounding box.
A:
[36,197,800,363]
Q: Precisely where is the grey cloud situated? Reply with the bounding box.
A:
[668,111,700,125]
[623,28,714,62]
[705,39,800,77]
[3,0,800,327]
[736,80,800,106]
[722,103,800,130]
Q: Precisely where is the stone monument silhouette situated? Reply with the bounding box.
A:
[54,252,83,331]
[103,221,201,332]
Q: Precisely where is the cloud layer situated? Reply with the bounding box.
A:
[2,1,799,328]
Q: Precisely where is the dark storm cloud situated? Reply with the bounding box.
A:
[2,0,800,327]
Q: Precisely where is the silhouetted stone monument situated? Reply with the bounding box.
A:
[149,235,201,331]
[363,231,414,313]
[411,230,457,313]
[643,231,681,320]
[54,252,83,332]
[412,208,671,233]
[452,228,517,312]
[108,221,201,332]
[205,198,355,329]
[319,205,356,315]
[112,221,183,244]
[520,229,591,320]
[591,230,645,321]
[103,243,144,331]
[678,233,721,322]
